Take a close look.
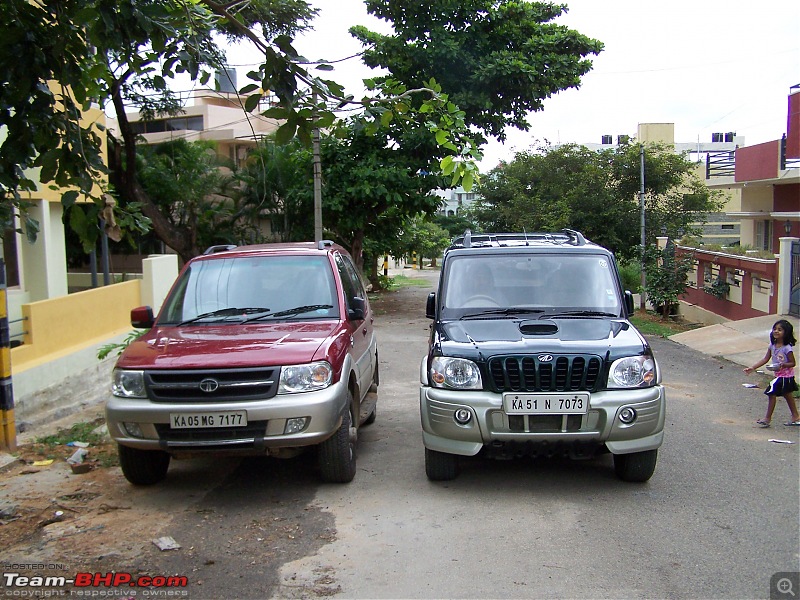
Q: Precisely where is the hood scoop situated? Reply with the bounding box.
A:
[519,320,558,336]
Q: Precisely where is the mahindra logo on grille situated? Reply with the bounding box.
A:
[538,354,554,362]
[199,378,219,393]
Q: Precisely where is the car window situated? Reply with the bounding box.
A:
[160,255,339,323]
[334,254,360,312]
[442,253,621,313]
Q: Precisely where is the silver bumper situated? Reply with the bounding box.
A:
[420,384,666,457]
[106,379,349,453]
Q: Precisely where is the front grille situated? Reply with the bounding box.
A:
[145,367,278,402]
[155,421,268,444]
[487,355,602,393]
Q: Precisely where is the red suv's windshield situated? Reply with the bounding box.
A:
[159,255,340,324]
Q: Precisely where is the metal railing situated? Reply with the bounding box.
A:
[706,151,736,178]
[780,135,800,171]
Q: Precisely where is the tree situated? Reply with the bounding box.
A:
[1,0,480,259]
[643,244,694,319]
[473,141,723,261]
[351,0,604,142]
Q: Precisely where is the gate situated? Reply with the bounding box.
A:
[790,240,800,317]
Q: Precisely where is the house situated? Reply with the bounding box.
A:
[109,71,281,171]
[577,124,744,246]
[676,87,800,322]
[435,186,482,217]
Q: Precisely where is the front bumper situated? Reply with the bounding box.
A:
[106,379,349,454]
[420,383,665,457]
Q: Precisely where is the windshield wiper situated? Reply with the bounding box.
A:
[459,308,544,320]
[546,310,619,318]
[177,307,270,326]
[244,304,333,322]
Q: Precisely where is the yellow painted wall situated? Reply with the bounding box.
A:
[10,280,141,373]
[638,123,675,145]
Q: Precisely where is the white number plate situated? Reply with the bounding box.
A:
[170,411,247,429]
[503,392,590,415]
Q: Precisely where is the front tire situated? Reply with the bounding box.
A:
[613,449,658,482]
[319,396,357,483]
[425,448,459,481]
[118,444,170,486]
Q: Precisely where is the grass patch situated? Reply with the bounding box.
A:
[629,310,701,337]
[36,418,107,447]
[391,274,432,288]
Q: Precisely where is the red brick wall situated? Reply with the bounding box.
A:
[787,92,800,159]
[735,140,780,182]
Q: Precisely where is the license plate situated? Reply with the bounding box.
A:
[170,411,247,429]
[503,392,590,415]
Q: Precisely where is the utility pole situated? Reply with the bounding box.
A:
[639,144,646,311]
[0,259,16,451]
[312,94,323,243]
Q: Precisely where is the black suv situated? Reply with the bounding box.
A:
[419,231,665,482]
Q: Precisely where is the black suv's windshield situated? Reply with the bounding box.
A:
[160,255,340,324]
[442,253,621,317]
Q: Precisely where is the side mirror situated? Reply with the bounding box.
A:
[426,292,436,319]
[348,296,366,321]
[624,291,635,315]
[131,306,154,329]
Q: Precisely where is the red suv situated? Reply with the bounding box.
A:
[106,241,378,485]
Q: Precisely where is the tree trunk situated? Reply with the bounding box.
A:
[350,230,364,273]
[110,82,198,263]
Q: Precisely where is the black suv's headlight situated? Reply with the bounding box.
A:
[112,369,147,398]
[430,357,482,389]
[278,361,333,394]
[607,356,657,388]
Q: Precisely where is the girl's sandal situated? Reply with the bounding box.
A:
[756,419,771,428]
[783,420,800,426]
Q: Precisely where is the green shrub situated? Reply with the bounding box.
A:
[618,260,642,293]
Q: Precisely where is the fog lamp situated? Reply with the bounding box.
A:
[285,417,309,434]
[123,422,144,438]
[619,407,637,424]
[454,408,472,425]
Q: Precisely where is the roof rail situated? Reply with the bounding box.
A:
[561,229,587,246]
[203,244,237,255]
[449,230,590,249]
[317,239,335,250]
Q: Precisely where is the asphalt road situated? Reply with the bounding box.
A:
[132,269,798,600]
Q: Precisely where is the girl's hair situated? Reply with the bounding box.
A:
[771,319,797,346]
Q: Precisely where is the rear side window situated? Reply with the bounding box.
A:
[160,255,339,323]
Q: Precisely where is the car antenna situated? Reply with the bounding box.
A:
[523,228,530,245]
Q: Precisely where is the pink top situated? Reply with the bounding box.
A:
[770,343,795,378]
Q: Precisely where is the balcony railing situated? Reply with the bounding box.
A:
[780,135,800,171]
[706,150,735,178]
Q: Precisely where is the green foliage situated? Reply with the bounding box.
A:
[352,0,603,142]
[433,213,478,239]
[704,277,730,299]
[643,245,694,319]
[36,419,107,447]
[395,215,451,265]
[618,260,642,293]
[97,329,148,360]
[472,142,723,261]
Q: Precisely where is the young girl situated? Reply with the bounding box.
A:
[744,319,799,427]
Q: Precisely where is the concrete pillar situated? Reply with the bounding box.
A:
[141,254,179,314]
[19,200,68,301]
[777,236,797,315]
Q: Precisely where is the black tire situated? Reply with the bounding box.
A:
[363,405,377,425]
[117,444,170,486]
[369,357,379,393]
[319,398,357,483]
[613,449,658,482]
[425,448,459,481]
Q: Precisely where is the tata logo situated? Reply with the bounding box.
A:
[199,378,220,393]
[537,354,554,363]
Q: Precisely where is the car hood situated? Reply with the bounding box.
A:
[436,318,647,360]
[116,321,339,369]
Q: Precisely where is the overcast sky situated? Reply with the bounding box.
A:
[226,0,800,172]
